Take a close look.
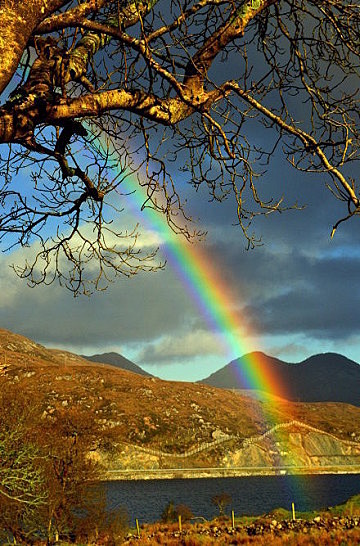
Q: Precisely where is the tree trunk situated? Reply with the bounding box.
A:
[0,1,67,95]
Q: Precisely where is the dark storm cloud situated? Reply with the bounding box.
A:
[246,254,360,339]
[200,229,360,341]
[191,157,360,343]
[1,143,359,362]
[0,248,197,349]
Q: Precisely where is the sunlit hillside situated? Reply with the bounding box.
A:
[1,328,360,474]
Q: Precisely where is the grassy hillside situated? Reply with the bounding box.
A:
[1,329,360,470]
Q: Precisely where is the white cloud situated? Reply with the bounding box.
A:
[1,163,360,382]
[0,239,199,350]
[138,329,227,364]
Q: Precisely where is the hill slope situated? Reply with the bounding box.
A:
[200,352,360,407]
[1,329,360,474]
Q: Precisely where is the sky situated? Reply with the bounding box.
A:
[1,3,359,382]
[1,142,359,382]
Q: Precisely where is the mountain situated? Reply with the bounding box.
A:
[81,352,152,377]
[199,351,360,406]
[1,329,360,474]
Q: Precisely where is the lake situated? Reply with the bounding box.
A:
[104,474,360,525]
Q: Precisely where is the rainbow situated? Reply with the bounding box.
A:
[96,139,299,478]
[115,177,299,475]
[110,160,289,401]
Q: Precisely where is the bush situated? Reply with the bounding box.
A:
[161,501,193,523]
[211,493,232,516]
[161,500,176,523]
[175,504,194,522]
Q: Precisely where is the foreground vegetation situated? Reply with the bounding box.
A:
[0,383,128,545]
[1,375,360,546]
[1,336,360,544]
[125,526,360,545]
[123,495,360,545]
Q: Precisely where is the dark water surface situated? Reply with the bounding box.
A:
[104,474,360,525]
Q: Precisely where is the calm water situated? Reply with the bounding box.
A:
[104,474,360,525]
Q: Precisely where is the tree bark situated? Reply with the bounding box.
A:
[0,0,67,95]
[184,0,277,95]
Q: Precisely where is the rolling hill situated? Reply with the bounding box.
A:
[200,352,360,406]
[1,328,360,475]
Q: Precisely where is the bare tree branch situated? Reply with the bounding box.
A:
[0,0,358,293]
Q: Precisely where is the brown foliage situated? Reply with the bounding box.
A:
[0,381,128,544]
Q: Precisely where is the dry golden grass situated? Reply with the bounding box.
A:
[123,497,360,545]
[1,328,360,468]
[123,525,360,545]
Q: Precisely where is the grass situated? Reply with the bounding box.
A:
[122,495,360,546]
[327,493,360,516]
[122,526,360,545]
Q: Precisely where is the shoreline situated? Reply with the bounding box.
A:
[103,465,360,481]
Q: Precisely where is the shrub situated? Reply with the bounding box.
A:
[161,500,176,523]
[211,493,232,516]
[161,501,193,523]
[175,504,194,522]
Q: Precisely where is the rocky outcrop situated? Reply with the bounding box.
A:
[102,420,360,479]
[222,421,360,471]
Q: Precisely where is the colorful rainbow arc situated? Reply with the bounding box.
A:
[99,141,298,479]
[110,161,288,401]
